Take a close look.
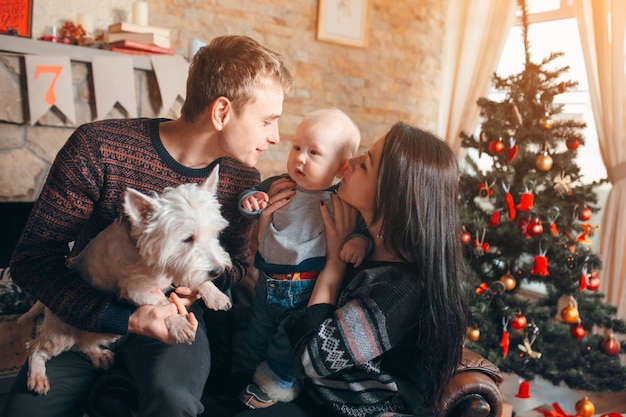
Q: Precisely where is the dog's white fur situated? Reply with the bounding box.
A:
[18,166,232,395]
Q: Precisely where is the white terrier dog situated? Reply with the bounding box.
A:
[18,165,232,395]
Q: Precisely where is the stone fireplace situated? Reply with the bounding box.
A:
[0,36,182,204]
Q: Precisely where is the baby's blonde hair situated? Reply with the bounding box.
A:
[301,108,361,157]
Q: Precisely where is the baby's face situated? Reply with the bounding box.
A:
[287,122,347,191]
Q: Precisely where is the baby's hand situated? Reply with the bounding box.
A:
[340,236,369,267]
[242,191,270,211]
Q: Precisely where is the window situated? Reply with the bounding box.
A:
[469,0,607,185]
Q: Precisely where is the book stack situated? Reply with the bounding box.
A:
[107,22,175,55]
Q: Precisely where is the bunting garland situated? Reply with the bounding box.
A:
[20,54,187,125]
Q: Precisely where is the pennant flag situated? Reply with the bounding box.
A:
[150,55,189,115]
[92,56,137,119]
[24,56,76,125]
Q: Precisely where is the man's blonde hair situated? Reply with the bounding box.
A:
[181,35,294,122]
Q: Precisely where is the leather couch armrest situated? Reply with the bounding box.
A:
[436,348,504,417]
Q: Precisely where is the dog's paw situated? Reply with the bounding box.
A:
[165,315,197,344]
[201,288,232,311]
[27,374,50,395]
[87,348,115,369]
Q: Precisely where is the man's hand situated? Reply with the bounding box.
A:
[128,293,198,344]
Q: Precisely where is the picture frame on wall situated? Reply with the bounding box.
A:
[316,0,368,48]
[0,0,33,38]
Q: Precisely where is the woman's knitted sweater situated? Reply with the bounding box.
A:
[10,118,259,335]
[284,261,433,417]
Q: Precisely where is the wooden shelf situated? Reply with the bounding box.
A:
[0,35,153,70]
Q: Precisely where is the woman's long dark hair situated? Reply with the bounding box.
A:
[373,122,468,406]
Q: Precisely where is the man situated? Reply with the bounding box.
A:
[4,35,293,417]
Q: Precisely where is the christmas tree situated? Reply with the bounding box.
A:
[459,0,626,392]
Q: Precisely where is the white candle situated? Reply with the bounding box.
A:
[77,13,93,34]
[132,1,149,26]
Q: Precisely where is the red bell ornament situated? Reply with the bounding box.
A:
[516,191,534,211]
[530,250,549,277]
[599,334,621,356]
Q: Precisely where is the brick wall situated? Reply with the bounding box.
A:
[0,0,447,202]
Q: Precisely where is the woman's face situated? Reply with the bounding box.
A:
[337,136,385,221]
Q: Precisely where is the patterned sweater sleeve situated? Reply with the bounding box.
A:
[284,265,421,379]
[10,124,128,333]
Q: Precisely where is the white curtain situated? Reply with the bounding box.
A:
[437,0,517,153]
[574,0,626,320]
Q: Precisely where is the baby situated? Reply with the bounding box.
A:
[238,108,370,408]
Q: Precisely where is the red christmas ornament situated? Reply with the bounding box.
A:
[579,206,592,221]
[575,223,598,244]
[566,138,580,150]
[488,139,505,154]
[507,138,519,163]
[511,312,527,330]
[529,218,543,236]
[475,282,490,295]
[502,184,516,220]
[516,191,534,211]
[587,272,600,291]
[489,210,501,226]
[570,323,587,340]
[500,326,510,358]
[477,181,494,198]
[459,230,472,245]
[515,379,531,399]
[549,221,559,237]
[517,216,532,239]
[599,334,621,356]
[530,250,549,276]
[579,273,588,291]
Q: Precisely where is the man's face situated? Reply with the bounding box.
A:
[220,83,284,167]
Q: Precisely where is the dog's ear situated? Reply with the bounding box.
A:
[124,188,158,224]
[200,164,219,194]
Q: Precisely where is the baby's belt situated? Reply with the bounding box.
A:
[268,271,319,281]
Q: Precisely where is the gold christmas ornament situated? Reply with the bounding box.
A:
[575,397,595,417]
[500,270,517,291]
[539,113,553,129]
[466,325,480,342]
[536,152,553,171]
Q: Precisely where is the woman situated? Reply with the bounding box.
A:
[238,122,468,417]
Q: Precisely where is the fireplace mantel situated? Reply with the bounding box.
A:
[0,35,153,70]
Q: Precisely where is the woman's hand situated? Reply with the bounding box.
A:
[321,193,358,261]
[308,194,358,306]
[128,293,198,344]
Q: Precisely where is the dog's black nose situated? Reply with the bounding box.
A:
[208,268,224,278]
